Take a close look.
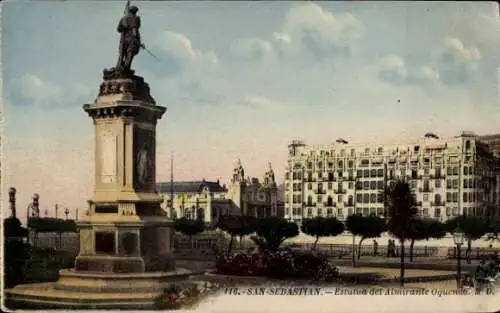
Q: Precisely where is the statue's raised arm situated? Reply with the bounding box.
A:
[116,5,142,73]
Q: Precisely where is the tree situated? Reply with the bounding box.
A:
[345,214,386,262]
[382,179,418,287]
[173,217,205,248]
[217,215,256,254]
[445,215,488,264]
[251,216,299,251]
[407,218,446,261]
[301,217,344,250]
[4,217,29,238]
[486,219,500,242]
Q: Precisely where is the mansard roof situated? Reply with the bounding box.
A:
[156,180,227,194]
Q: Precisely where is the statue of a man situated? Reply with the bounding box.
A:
[116,5,141,71]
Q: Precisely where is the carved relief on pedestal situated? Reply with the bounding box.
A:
[134,127,154,191]
[98,73,156,105]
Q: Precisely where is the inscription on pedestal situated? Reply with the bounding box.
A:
[99,133,118,183]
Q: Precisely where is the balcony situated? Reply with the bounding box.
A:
[344,202,354,207]
[431,201,445,207]
[305,203,316,207]
[419,187,433,193]
[334,189,347,194]
[315,190,327,194]
[430,174,445,179]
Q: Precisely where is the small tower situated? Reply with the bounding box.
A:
[263,162,277,189]
[231,158,246,184]
[288,140,305,157]
[227,158,247,215]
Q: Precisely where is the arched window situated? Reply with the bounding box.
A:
[307,196,313,206]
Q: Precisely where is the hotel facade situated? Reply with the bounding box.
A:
[284,132,500,223]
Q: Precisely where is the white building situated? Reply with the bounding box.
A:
[157,160,284,225]
[157,179,230,224]
[284,132,500,223]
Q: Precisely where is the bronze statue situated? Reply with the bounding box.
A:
[116,4,142,72]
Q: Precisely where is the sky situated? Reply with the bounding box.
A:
[1,1,500,221]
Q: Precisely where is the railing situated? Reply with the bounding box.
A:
[27,232,79,253]
[174,234,442,260]
[447,247,500,260]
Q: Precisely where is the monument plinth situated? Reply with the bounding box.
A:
[4,4,197,309]
[74,70,173,274]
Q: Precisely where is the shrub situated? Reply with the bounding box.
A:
[4,217,29,238]
[251,217,299,251]
[154,281,221,310]
[215,249,338,281]
[4,240,30,288]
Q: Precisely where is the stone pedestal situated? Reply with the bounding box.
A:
[4,69,192,310]
[74,70,173,274]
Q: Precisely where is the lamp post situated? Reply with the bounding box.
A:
[453,227,465,289]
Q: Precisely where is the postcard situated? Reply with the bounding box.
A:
[2,1,500,312]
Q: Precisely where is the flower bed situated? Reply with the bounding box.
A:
[215,248,339,281]
[154,281,221,310]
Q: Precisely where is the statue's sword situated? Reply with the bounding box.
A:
[140,44,159,61]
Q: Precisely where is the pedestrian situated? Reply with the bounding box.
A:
[373,240,378,256]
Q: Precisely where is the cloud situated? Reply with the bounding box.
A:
[434,37,481,85]
[7,73,92,108]
[273,32,292,44]
[241,95,283,109]
[143,30,219,77]
[278,3,365,59]
[155,31,219,65]
[230,38,274,61]
[18,74,62,103]
[377,55,440,88]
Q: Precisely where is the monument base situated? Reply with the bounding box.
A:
[4,268,195,310]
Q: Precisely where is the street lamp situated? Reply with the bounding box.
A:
[453,227,465,289]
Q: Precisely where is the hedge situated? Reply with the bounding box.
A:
[28,217,77,233]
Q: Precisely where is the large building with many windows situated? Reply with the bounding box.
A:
[284,132,500,223]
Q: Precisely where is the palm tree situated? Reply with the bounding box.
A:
[382,179,418,287]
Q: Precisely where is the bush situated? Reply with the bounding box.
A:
[3,240,31,288]
[215,249,338,281]
[3,243,76,287]
[4,217,29,238]
[251,217,299,251]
